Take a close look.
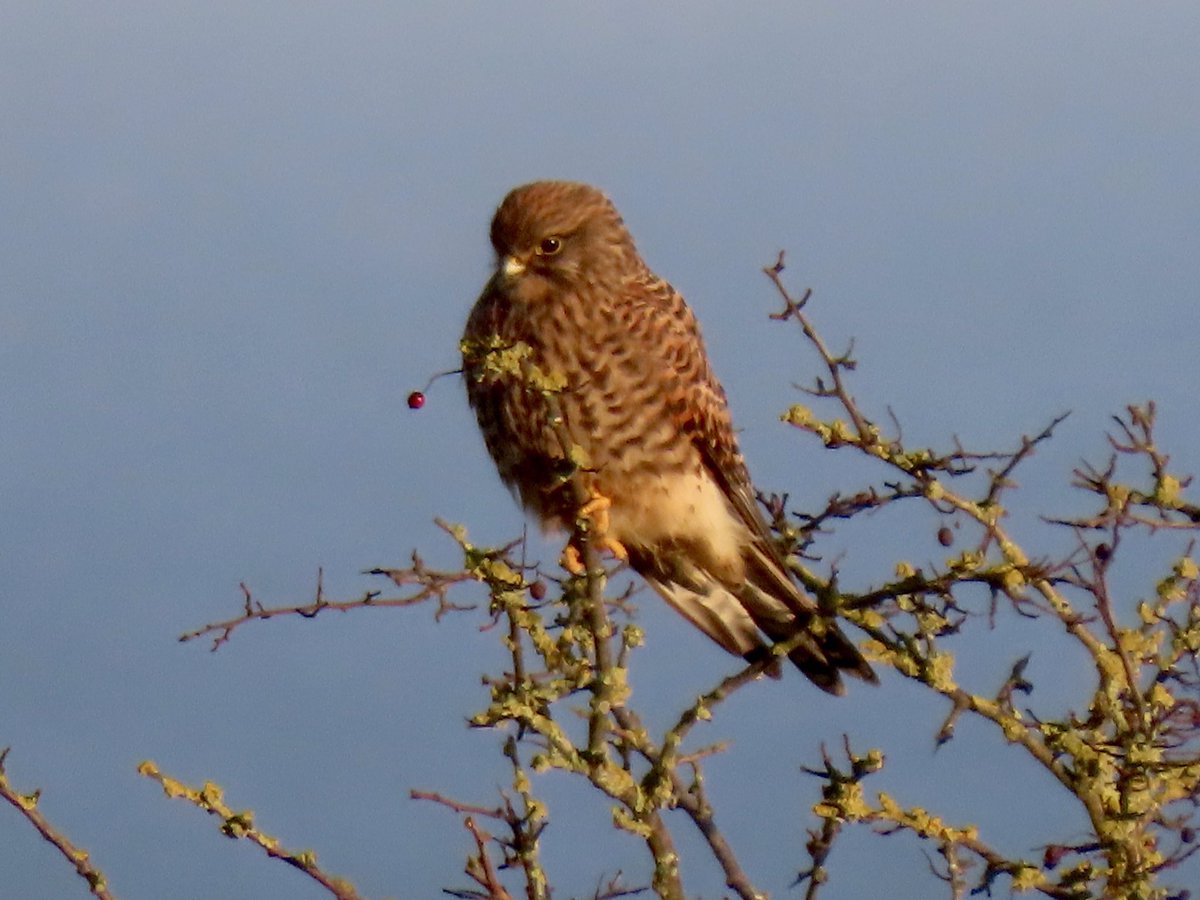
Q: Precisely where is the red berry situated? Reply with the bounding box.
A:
[529,580,547,601]
[407,391,426,410]
[1042,845,1067,869]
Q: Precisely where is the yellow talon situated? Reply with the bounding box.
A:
[600,535,629,562]
[561,543,585,575]
[561,488,629,573]
[578,491,612,534]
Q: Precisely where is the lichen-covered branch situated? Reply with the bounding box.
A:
[766,256,1200,899]
[0,748,115,900]
[137,761,361,900]
[151,256,1200,899]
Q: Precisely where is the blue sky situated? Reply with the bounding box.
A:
[3,3,1199,897]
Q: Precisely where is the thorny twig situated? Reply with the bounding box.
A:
[180,535,477,651]
[765,258,1200,898]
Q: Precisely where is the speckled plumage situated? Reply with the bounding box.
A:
[462,181,874,693]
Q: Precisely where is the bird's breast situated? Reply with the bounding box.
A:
[606,468,748,586]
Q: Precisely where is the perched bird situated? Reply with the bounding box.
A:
[461,180,875,693]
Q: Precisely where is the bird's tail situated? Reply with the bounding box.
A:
[634,548,875,694]
[755,597,877,695]
[740,543,877,695]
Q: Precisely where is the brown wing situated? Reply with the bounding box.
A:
[634,274,799,598]
[636,274,876,690]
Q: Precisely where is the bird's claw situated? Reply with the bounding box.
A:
[561,489,628,574]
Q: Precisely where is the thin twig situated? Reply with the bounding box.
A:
[138,761,360,899]
[180,551,475,650]
[0,749,115,900]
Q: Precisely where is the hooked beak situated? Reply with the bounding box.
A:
[500,254,526,278]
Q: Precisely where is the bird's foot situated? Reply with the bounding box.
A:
[560,543,585,575]
[561,489,628,574]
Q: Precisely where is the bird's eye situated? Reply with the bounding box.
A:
[537,236,563,256]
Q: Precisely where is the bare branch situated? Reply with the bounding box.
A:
[179,553,476,651]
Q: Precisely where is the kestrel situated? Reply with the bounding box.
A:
[461,180,875,693]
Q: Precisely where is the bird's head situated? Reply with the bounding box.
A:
[487,181,641,301]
